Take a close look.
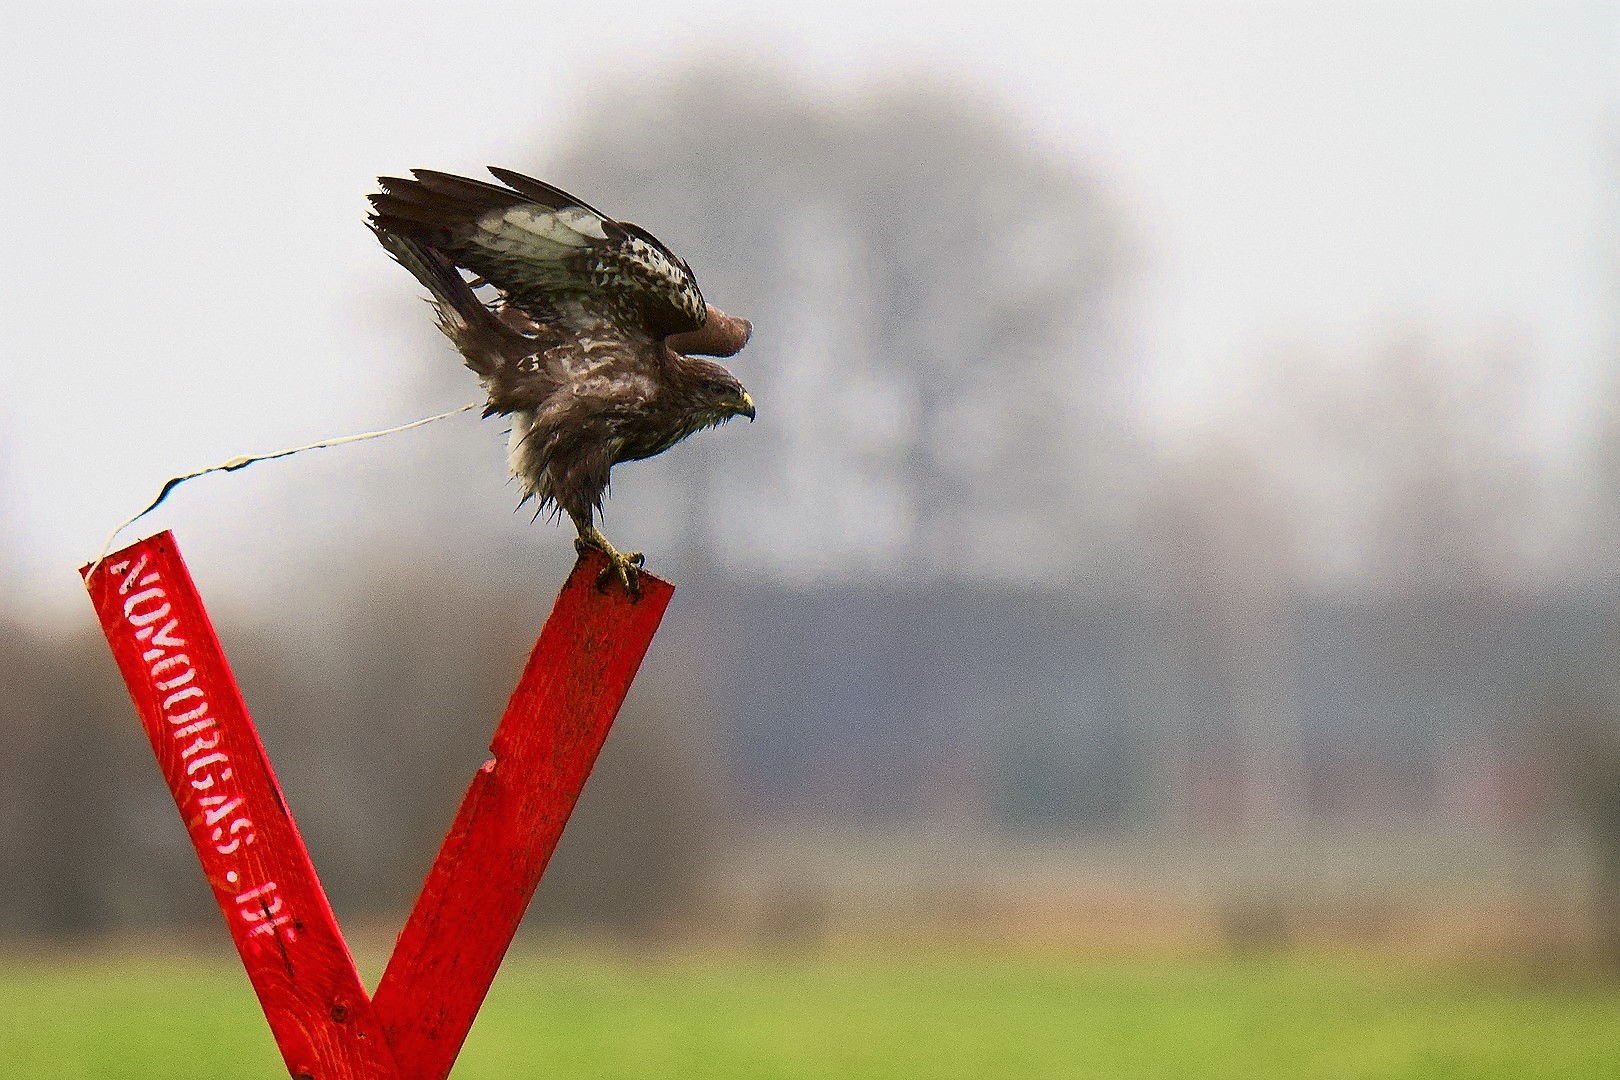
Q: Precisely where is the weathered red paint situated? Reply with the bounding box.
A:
[373,553,673,1080]
[83,533,401,1079]
[83,532,671,1079]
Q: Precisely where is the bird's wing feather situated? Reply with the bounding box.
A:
[369,167,706,338]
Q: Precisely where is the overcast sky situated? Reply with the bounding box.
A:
[2,2,1615,622]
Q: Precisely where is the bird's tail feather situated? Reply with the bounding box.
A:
[370,223,502,379]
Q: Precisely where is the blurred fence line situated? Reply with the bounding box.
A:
[4,560,1619,965]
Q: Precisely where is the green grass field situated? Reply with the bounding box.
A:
[3,949,1618,1079]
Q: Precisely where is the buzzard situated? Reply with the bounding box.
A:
[368,167,754,596]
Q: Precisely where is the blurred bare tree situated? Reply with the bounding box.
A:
[1149,440,1306,836]
[407,67,1141,586]
[1540,698,1620,968]
[1229,327,1555,594]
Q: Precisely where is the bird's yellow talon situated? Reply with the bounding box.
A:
[594,554,642,598]
[577,528,643,599]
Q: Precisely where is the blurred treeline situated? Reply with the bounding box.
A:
[5,69,1620,964]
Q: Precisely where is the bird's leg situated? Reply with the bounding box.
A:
[573,522,645,598]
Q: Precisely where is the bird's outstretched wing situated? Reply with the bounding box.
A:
[368,167,707,338]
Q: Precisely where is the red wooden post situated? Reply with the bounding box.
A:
[83,532,672,1078]
[372,554,672,1080]
[83,533,401,1080]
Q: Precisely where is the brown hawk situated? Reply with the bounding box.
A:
[369,167,754,596]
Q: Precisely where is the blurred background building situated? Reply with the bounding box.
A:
[3,2,1620,970]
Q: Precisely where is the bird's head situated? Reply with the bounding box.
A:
[682,357,756,425]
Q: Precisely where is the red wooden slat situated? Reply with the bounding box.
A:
[84,533,402,1080]
[371,550,673,1080]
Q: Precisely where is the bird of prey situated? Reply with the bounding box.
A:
[368,167,754,596]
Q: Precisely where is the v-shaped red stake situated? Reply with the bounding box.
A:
[83,532,673,1079]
